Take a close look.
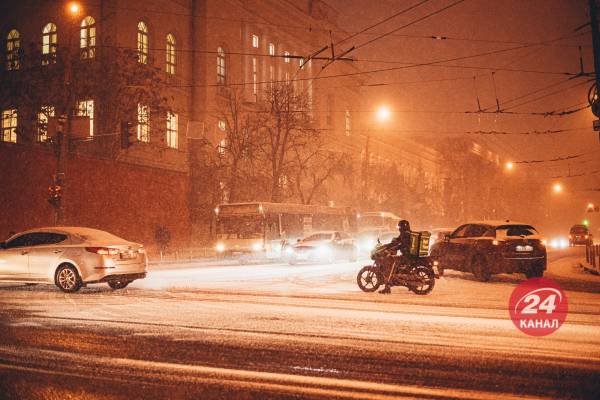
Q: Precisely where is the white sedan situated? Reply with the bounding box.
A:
[0,227,147,292]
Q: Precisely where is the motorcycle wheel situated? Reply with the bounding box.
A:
[408,265,435,295]
[356,266,383,292]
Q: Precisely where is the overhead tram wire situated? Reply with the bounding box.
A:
[86,1,590,48]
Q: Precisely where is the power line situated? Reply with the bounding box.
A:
[351,0,467,52]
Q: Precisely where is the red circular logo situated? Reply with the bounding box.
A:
[508,278,568,336]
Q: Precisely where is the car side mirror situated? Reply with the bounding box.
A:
[296,238,301,243]
[444,234,451,241]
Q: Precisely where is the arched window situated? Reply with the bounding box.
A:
[80,16,96,59]
[217,47,226,85]
[166,33,175,74]
[42,23,57,65]
[6,29,20,71]
[137,21,148,64]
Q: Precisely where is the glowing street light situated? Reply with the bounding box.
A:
[505,161,514,171]
[67,2,81,16]
[588,202,595,209]
[376,106,390,123]
[553,183,563,193]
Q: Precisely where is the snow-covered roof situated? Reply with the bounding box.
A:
[464,220,533,227]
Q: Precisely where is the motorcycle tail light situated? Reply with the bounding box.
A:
[492,240,499,246]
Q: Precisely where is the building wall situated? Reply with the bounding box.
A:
[0,143,190,251]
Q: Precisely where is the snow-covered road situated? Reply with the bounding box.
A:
[0,246,599,399]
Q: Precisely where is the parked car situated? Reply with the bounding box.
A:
[0,227,147,292]
[286,231,357,264]
[429,221,546,281]
[569,224,592,246]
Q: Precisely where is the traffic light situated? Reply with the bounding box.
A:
[48,184,62,207]
[120,121,135,149]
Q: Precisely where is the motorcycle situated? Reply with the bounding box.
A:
[356,240,436,295]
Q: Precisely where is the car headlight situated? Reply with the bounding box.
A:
[285,246,294,255]
[317,244,332,257]
[215,243,225,252]
[252,242,263,252]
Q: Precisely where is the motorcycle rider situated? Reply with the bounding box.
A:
[379,219,413,294]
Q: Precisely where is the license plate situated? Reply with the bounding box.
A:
[120,251,136,259]
[516,245,533,252]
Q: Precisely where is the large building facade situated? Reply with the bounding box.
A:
[1,0,452,250]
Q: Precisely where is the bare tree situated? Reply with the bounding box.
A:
[291,141,351,205]
[214,89,262,202]
[258,82,318,202]
[0,41,171,155]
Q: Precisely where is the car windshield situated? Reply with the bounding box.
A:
[495,225,538,238]
[303,233,332,242]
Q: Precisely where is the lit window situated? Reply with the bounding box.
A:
[137,21,148,64]
[1,109,17,143]
[38,106,55,142]
[6,29,20,70]
[217,120,226,131]
[42,23,57,65]
[252,57,258,97]
[345,110,351,136]
[166,111,178,148]
[268,43,275,56]
[217,138,227,155]
[252,34,259,48]
[283,51,290,63]
[217,47,226,85]
[80,16,96,59]
[166,33,176,74]
[76,100,94,136]
[137,103,150,142]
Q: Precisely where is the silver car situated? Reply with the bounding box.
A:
[0,227,147,292]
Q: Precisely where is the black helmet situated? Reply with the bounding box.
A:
[398,220,410,232]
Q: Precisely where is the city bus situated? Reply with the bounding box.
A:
[356,211,401,253]
[214,202,357,259]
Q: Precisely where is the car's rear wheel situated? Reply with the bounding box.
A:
[108,280,130,290]
[471,256,491,282]
[55,264,82,293]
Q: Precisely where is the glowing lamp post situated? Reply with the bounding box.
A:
[553,183,563,194]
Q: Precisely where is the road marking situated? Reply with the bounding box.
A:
[0,345,546,400]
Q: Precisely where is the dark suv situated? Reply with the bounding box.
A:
[569,225,592,246]
[429,221,546,281]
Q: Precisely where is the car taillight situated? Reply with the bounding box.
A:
[86,247,119,255]
[492,240,499,246]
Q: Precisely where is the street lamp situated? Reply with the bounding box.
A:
[553,183,563,193]
[505,161,514,171]
[376,106,390,123]
[67,2,82,16]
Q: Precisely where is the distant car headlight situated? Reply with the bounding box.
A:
[252,242,263,252]
[216,243,225,253]
[359,239,376,252]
